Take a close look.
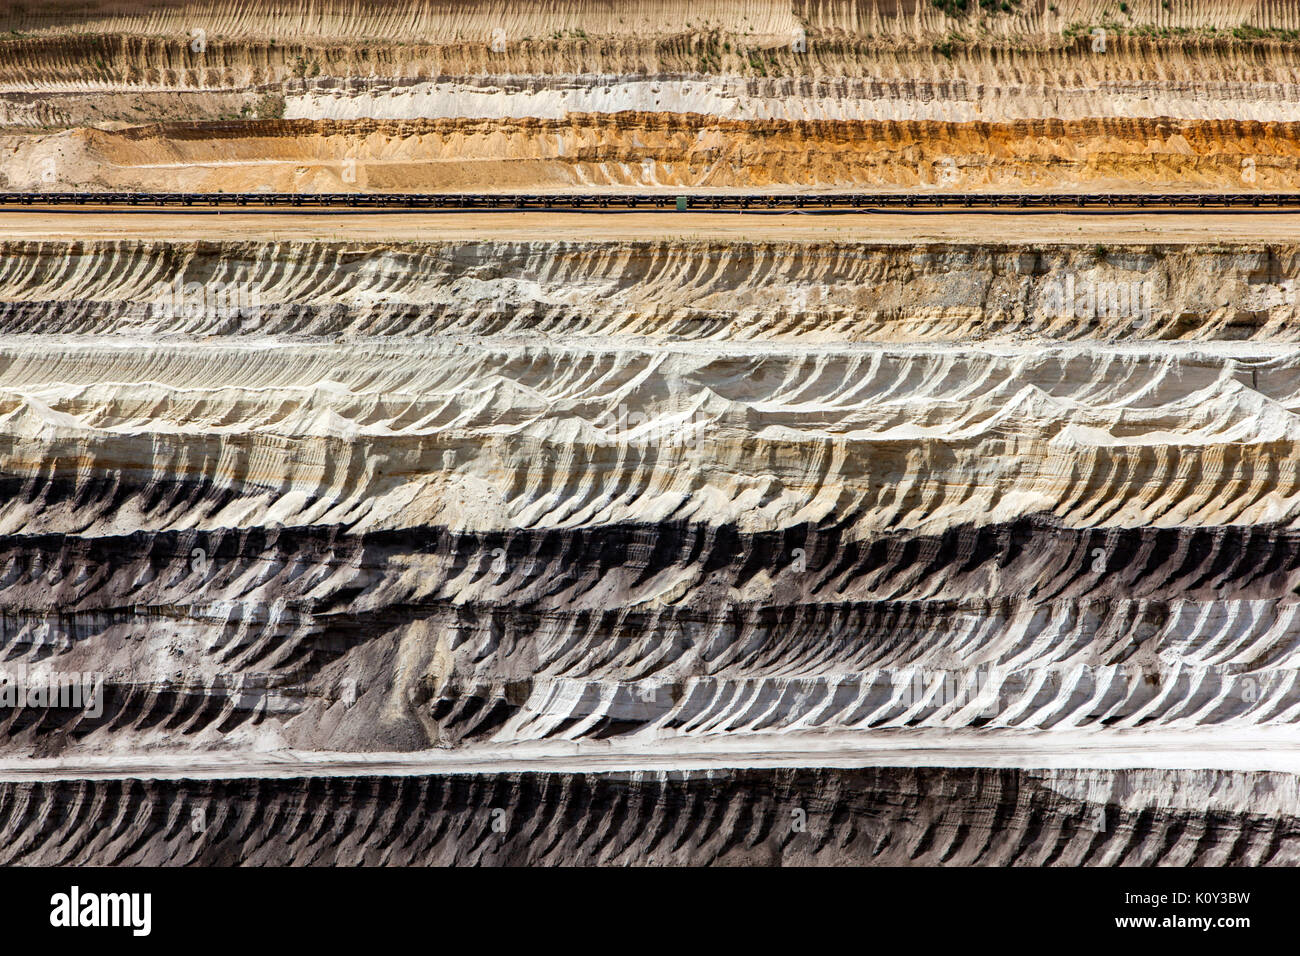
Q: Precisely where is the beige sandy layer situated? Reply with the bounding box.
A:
[21,75,1300,132]
[4,35,1300,91]
[10,115,1300,192]
[4,2,1300,130]
[6,0,1293,45]
[3,234,1300,343]
[0,336,1298,536]
[3,208,1300,242]
[9,41,1300,130]
[6,4,1300,199]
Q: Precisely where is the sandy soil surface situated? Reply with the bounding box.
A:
[13,116,1300,193]
[4,728,1300,780]
[9,209,1300,242]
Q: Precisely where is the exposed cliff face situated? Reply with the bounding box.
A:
[4,768,1299,866]
[0,238,1297,773]
[2,238,1299,342]
[0,339,1298,539]
[5,0,1300,867]
[8,115,1300,192]
[6,2,1300,191]
[13,52,1300,129]
[7,518,1300,756]
[0,230,1297,863]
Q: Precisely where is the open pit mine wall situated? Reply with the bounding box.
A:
[0,234,1296,862]
[9,0,1300,866]
[10,45,1300,130]
[7,1,1300,193]
[1,253,1297,858]
[5,768,1300,866]
[0,235,1297,779]
[16,116,1300,193]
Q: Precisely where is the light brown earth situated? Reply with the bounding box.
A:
[12,116,1300,193]
[8,1,1300,193]
[5,209,1300,242]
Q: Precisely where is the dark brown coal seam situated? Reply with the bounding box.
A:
[0,512,1290,599]
[0,768,1292,866]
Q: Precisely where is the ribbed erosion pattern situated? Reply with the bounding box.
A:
[13,116,1300,192]
[2,239,1299,343]
[4,769,1298,866]
[9,519,1300,753]
[5,341,1300,536]
[3,237,1298,863]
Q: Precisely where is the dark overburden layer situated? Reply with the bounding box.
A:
[1,767,1294,866]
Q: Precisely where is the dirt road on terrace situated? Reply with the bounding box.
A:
[3,729,1300,780]
[9,209,1300,243]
